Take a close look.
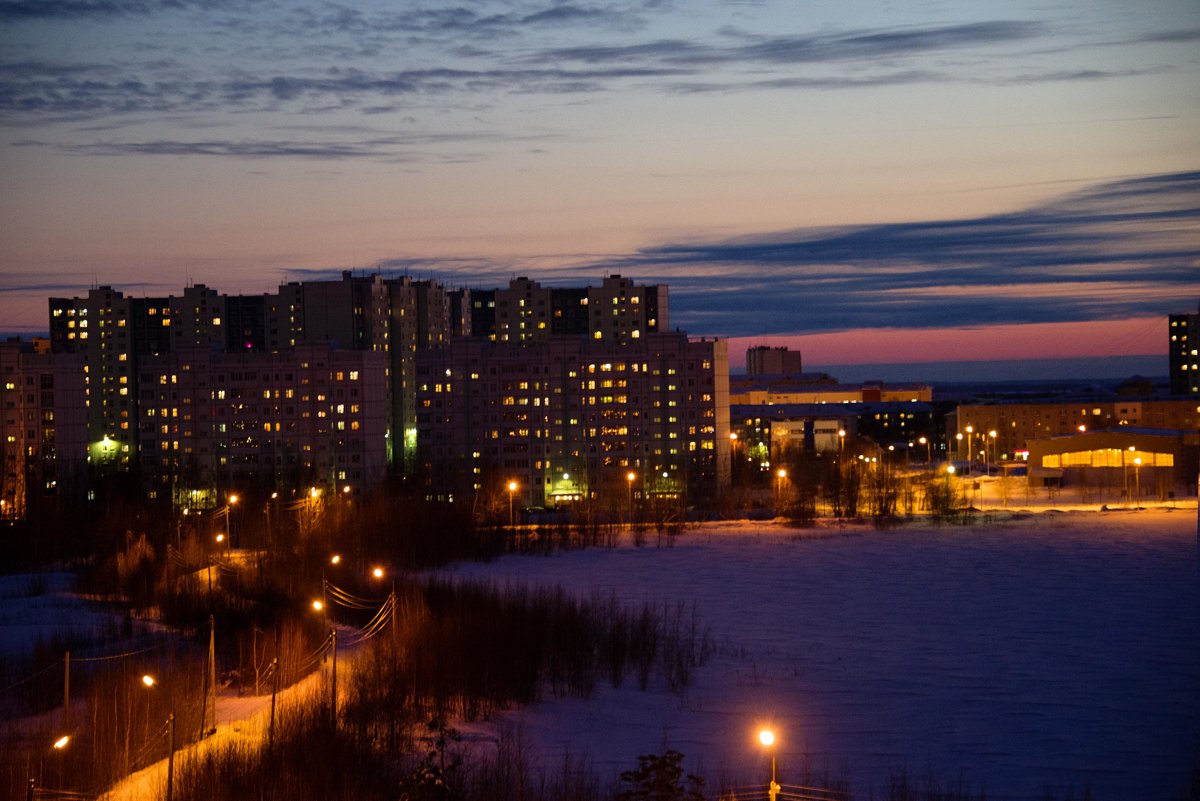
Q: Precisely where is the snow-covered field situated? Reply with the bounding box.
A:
[445,509,1200,801]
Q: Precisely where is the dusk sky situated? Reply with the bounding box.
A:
[2,0,1198,372]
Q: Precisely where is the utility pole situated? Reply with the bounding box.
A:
[63,650,70,728]
[330,628,338,718]
[166,713,176,801]
[268,657,279,750]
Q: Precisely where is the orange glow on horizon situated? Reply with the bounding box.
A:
[730,317,1164,368]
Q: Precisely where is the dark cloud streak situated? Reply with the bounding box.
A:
[542,171,1198,337]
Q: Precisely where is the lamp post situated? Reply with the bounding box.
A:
[838,429,846,457]
[960,424,969,474]
[139,675,176,801]
[1124,446,1134,505]
[758,729,780,801]
[626,471,636,528]
[223,493,239,548]
[918,436,930,465]
[1133,456,1142,508]
[507,480,518,526]
[987,431,997,475]
[775,468,787,516]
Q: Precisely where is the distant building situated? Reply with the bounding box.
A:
[729,376,932,405]
[1169,300,1199,397]
[730,401,936,466]
[0,338,88,519]
[415,332,729,509]
[950,399,1200,463]
[745,346,802,376]
[468,275,669,344]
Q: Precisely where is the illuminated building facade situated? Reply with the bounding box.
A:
[1026,429,1196,495]
[1169,301,1199,397]
[415,332,729,509]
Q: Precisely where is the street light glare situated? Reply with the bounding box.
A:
[372,567,384,579]
[53,735,70,749]
[228,494,239,505]
[330,554,341,565]
[141,674,156,687]
[312,600,323,612]
[758,729,775,747]
[215,533,225,543]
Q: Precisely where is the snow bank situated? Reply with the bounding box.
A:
[446,509,1199,801]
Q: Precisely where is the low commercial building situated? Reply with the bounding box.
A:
[1026,428,1197,499]
[951,399,1200,462]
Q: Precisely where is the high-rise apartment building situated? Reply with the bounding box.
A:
[0,339,87,519]
[1169,301,1199,397]
[137,344,387,501]
[468,275,668,344]
[49,287,171,468]
[415,332,729,509]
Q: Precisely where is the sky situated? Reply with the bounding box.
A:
[2,0,1198,375]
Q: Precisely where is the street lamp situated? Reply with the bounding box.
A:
[758,729,780,801]
[964,426,974,475]
[988,430,997,475]
[918,436,930,464]
[507,480,518,526]
[775,468,787,515]
[838,429,846,456]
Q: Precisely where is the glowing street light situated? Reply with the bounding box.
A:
[311,600,324,613]
[758,729,780,801]
[507,480,518,526]
[52,735,70,750]
[918,435,930,464]
[141,674,156,688]
[330,554,341,566]
[372,566,384,579]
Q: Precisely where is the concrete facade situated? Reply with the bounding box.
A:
[415,333,729,509]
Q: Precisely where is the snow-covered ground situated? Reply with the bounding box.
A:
[445,508,1199,801]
